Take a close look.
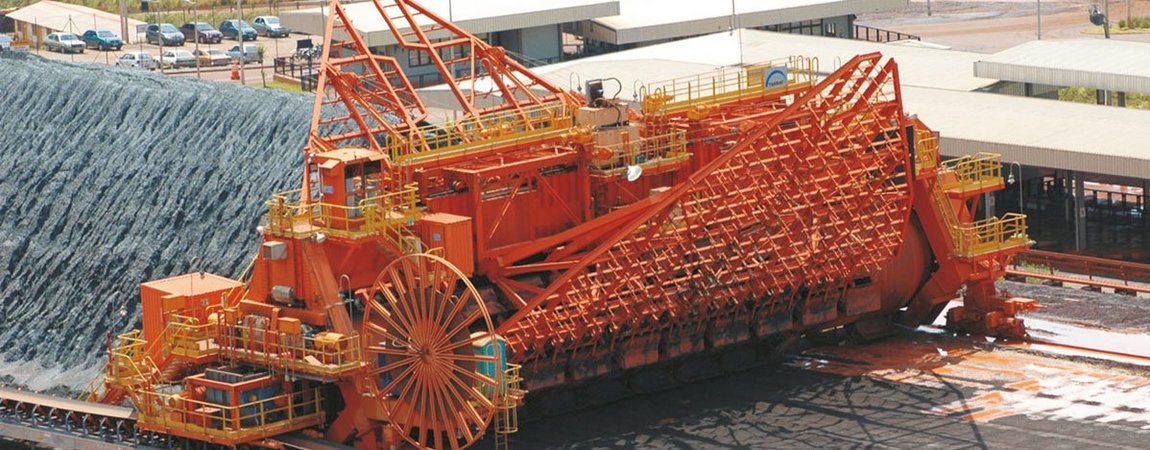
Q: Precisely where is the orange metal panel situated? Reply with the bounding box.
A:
[140,273,240,341]
[419,213,475,276]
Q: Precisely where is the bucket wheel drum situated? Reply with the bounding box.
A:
[363,253,502,450]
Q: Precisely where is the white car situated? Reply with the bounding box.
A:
[44,32,85,53]
[159,49,197,69]
[116,51,158,70]
[194,48,230,67]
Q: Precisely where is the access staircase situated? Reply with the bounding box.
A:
[913,128,1035,337]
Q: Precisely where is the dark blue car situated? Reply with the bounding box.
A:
[219,20,258,41]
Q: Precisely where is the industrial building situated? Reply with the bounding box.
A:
[570,0,908,52]
[280,0,621,87]
[4,0,144,46]
[280,0,910,87]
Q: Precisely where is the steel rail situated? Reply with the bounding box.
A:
[1006,249,1150,295]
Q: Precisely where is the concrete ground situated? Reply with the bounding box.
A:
[503,329,1150,449]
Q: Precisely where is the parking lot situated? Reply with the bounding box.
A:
[29,30,319,86]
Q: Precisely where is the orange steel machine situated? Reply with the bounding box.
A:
[89,0,1034,448]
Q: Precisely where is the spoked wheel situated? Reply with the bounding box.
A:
[362,253,502,450]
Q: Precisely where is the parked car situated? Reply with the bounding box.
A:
[116,51,157,70]
[252,16,290,38]
[219,19,257,41]
[227,43,261,64]
[44,32,85,53]
[0,35,11,52]
[159,49,196,69]
[179,22,222,44]
[193,48,230,67]
[80,29,123,51]
[146,23,185,46]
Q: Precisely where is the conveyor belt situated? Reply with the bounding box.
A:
[0,386,143,449]
[0,387,135,420]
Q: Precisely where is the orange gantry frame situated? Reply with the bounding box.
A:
[94,0,1031,449]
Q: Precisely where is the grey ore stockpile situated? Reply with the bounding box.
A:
[0,54,310,374]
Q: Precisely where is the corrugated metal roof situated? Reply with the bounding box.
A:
[281,0,619,48]
[973,39,1150,94]
[590,0,906,44]
[904,86,1150,179]
[6,0,145,35]
[533,29,996,95]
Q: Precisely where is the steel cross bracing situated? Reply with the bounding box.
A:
[305,0,578,165]
[493,54,912,366]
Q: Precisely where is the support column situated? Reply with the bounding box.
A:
[1063,171,1073,224]
[1075,173,1086,251]
[1143,180,1148,228]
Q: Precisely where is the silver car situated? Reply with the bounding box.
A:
[227,43,261,64]
[159,49,197,69]
[44,32,85,53]
[116,51,158,70]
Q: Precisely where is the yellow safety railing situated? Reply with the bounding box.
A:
[640,56,818,115]
[930,177,962,251]
[952,213,1029,258]
[264,183,421,241]
[591,129,690,173]
[914,129,940,175]
[494,364,527,450]
[136,386,323,443]
[922,150,1028,259]
[386,101,574,164]
[939,152,1003,193]
[219,324,363,378]
[168,315,220,361]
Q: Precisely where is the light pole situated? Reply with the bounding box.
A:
[238,0,246,84]
[183,0,200,79]
[1007,161,1024,214]
[1037,0,1041,40]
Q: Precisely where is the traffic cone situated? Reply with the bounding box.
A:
[230,61,240,81]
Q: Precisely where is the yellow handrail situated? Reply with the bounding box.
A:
[953,213,1029,258]
[264,183,421,241]
[387,101,574,164]
[940,152,1003,193]
[219,323,363,378]
[914,129,940,175]
[136,386,323,442]
[590,129,689,172]
[641,56,817,115]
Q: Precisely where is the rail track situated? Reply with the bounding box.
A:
[1007,249,1150,295]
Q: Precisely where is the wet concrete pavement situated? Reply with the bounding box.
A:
[503,331,1150,449]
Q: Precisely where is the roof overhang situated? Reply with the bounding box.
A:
[903,86,1150,180]
[281,0,619,48]
[6,0,146,33]
[585,0,907,45]
[973,39,1150,95]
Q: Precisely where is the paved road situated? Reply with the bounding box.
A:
[499,331,1150,449]
[858,0,1150,53]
